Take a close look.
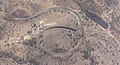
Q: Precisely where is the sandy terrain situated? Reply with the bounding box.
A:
[0,0,120,65]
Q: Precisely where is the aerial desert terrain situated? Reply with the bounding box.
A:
[0,0,120,65]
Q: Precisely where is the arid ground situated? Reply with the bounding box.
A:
[0,0,120,65]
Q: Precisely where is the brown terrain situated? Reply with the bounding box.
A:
[0,0,120,65]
